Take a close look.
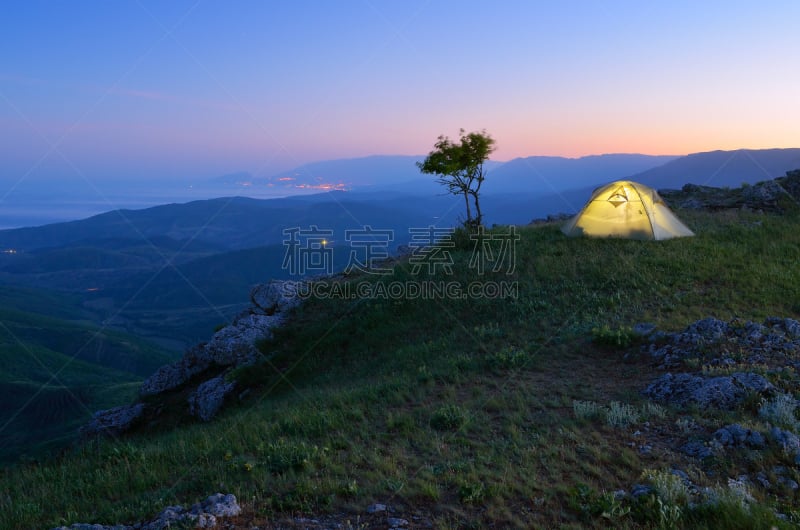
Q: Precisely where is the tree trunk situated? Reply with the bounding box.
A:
[471,190,483,227]
[463,191,472,224]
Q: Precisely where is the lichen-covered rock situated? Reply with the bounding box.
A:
[139,344,212,397]
[80,403,144,438]
[660,174,799,213]
[188,376,236,422]
[644,372,773,409]
[681,440,714,459]
[139,313,282,398]
[204,313,283,366]
[645,316,800,369]
[192,493,242,517]
[713,424,766,449]
[770,427,800,454]
[684,317,730,343]
[53,493,241,530]
[250,279,300,316]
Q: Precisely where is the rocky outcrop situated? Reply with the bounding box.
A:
[188,375,236,422]
[644,316,800,370]
[659,169,800,212]
[82,280,300,436]
[250,280,301,315]
[139,279,298,398]
[139,343,212,397]
[644,372,773,409]
[713,424,766,449]
[80,404,144,438]
[52,493,241,530]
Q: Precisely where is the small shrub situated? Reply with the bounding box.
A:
[640,401,667,420]
[568,484,630,522]
[591,324,637,348]
[430,405,468,431]
[458,481,485,504]
[485,346,527,370]
[675,417,695,434]
[644,469,689,506]
[606,401,639,428]
[573,400,605,421]
[705,477,754,511]
[473,322,504,339]
[257,439,318,474]
[758,393,799,431]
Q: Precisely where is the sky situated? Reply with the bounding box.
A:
[1,0,799,184]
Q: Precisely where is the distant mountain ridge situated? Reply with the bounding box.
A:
[631,148,800,190]
[483,153,679,195]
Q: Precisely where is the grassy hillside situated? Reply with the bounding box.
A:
[2,209,800,528]
[0,297,176,463]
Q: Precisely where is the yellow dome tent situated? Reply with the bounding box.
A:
[561,180,694,240]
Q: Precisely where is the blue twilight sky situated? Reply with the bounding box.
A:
[1,0,799,183]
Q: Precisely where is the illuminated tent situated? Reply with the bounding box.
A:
[561,180,694,240]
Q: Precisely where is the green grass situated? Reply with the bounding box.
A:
[0,298,176,463]
[2,209,800,528]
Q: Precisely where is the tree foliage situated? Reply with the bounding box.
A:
[417,129,496,228]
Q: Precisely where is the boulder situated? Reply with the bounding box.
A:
[250,280,300,316]
[53,493,241,530]
[770,427,800,454]
[681,440,714,459]
[204,313,283,366]
[80,403,144,438]
[188,376,236,422]
[644,372,773,409]
[713,424,766,449]
[139,344,213,397]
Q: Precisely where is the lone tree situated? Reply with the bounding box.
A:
[417,129,496,229]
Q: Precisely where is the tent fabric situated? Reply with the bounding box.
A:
[561,180,694,240]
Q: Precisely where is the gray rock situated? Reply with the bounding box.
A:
[188,376,236,422]
[644,372,773,410]
[766,317,800,339]
[54,494,241,530]
[140,344,213,397]
[631,484,653,498]
[191,493,242,517]
[140,312,282,398]
[661,176,797,213]
[80,403,144,438]
[250,279,300,316]
[684,317,729,342]
[770,427,800,453]
[755,472,771,489]
[713,424,766,449]
[387,517,409,528]
[367,503,387,513]
[204,313,283,366]
[778,476,800,491]
[645,315,800,371]
[681,440,713,459]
